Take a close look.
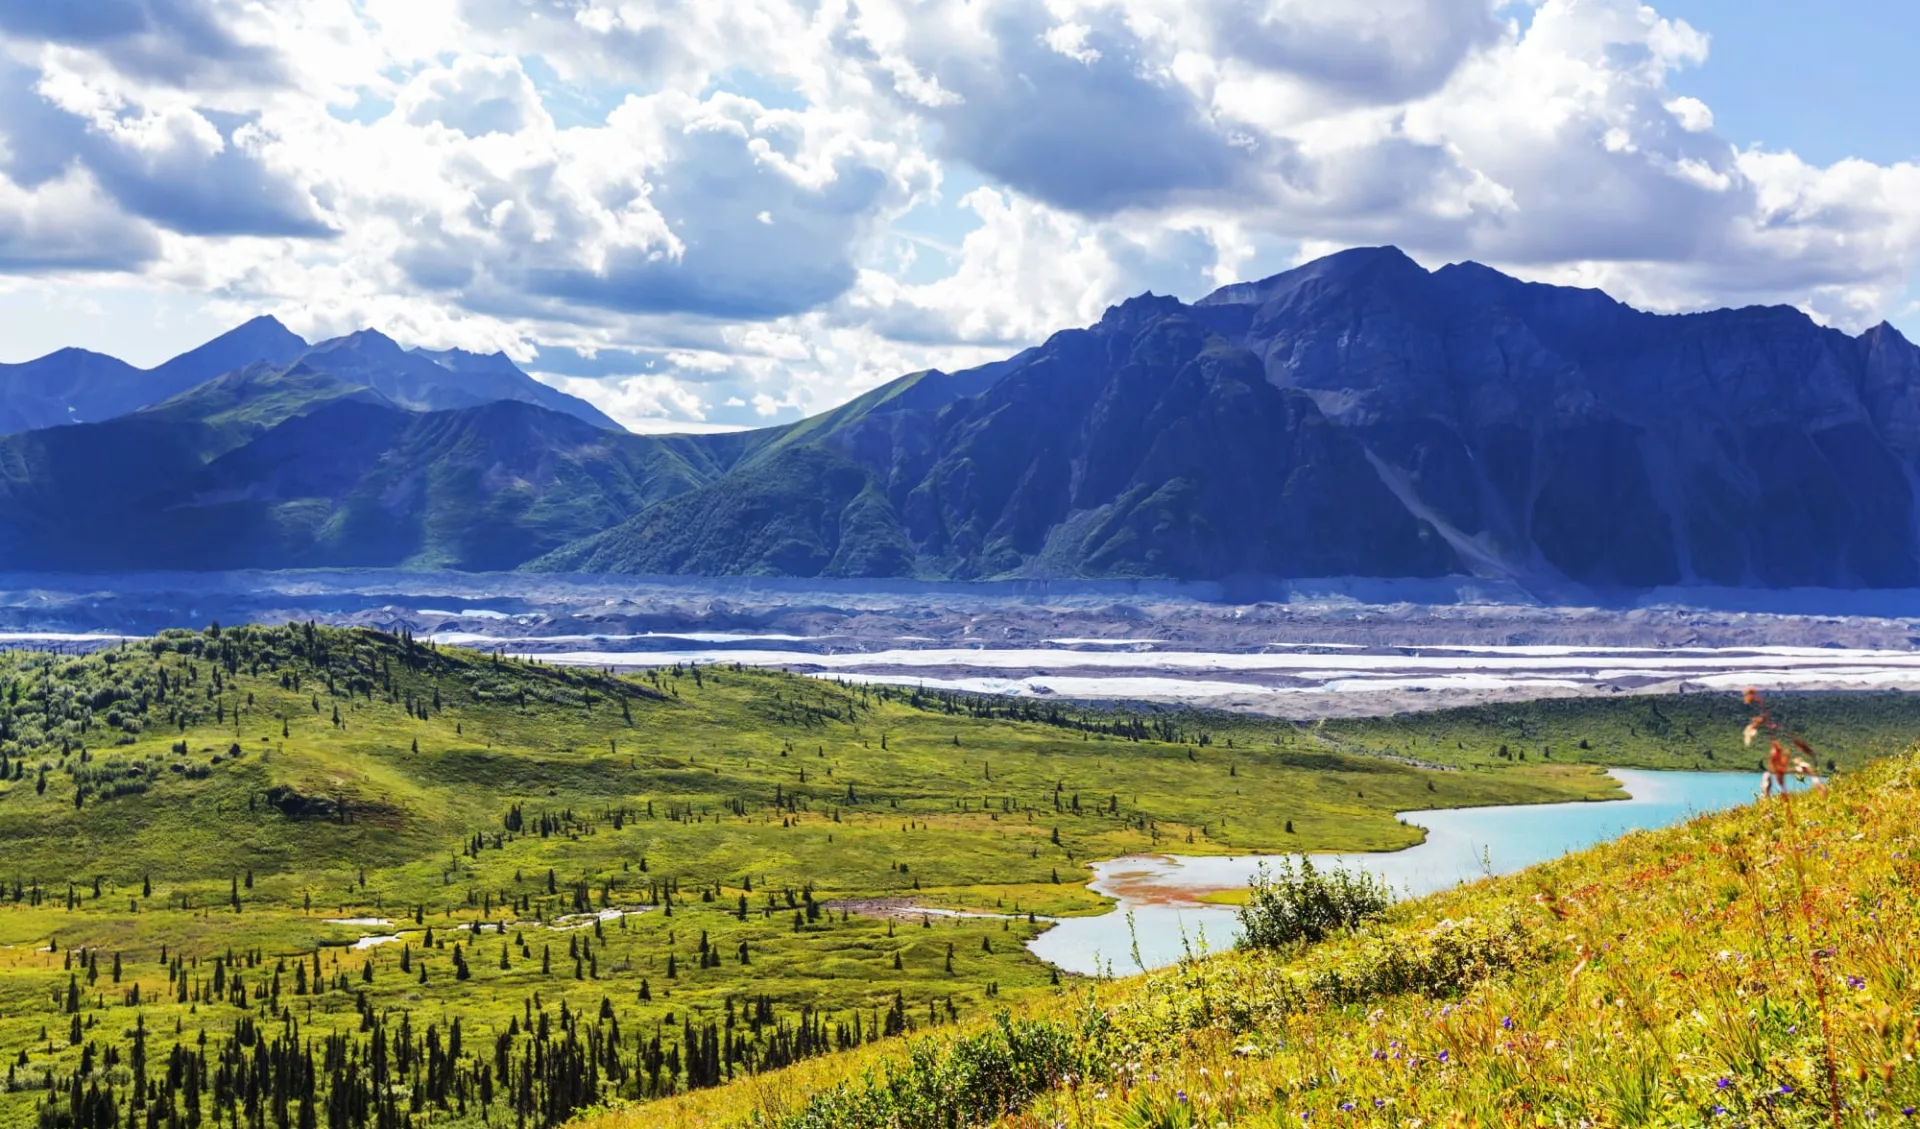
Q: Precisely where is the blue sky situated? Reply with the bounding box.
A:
[0,0,1916,432]
[1655,0,1920,166]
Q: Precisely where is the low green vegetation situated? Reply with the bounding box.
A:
[0,625,1902,1129]
[617,722,1918,1129]
[1233,857,1392,949]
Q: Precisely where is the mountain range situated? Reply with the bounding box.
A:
[0,317,619,433]
[5,246,1920,592]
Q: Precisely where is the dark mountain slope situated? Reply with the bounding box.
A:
[0,316,309,434]
[157,398,706,570]
[0,318,623,437]
[0,382,708,572]
[535,296,1458,580]
[11,247,1920,589]
[0,348,140,434]
[411,347,624,430]
[140,362,394,432]
[297,331,622,431]
[536,247,1920,590]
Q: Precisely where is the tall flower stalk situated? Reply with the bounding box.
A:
[1745,687,1843,1127]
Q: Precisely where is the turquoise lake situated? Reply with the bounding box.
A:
[1027,768,1803,976]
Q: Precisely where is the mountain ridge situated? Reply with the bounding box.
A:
[534,246,1920,589]
[0,317,619,434]
[8,247,1920,589]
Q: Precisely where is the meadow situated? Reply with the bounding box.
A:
[611,701,1920,1129]
[0,624,1906,1129]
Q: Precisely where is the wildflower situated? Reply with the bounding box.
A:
[1717,1078,1733,1090]
[1501,1016,1515,1030]
[1712,1106,1728,1117]
[1846,975,1866,989]
[1779,1083,1794,1095]
[1340,1102,1355,1111]
[1175,1090,1188,1104]
[1437,1050,1450,1064]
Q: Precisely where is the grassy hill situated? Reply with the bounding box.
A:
[606,724,1919,1129]
[0,627,1907,1129]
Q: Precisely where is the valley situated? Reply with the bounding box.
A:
[621,737,1920,1129]
[0,623,1894,1128]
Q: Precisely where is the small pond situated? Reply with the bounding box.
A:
[1028,769,1804,976]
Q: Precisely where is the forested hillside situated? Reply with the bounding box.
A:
[0,623,1673,1129]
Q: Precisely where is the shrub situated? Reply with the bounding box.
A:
[777,1008,1106,1129]
[1235,857,1390,950]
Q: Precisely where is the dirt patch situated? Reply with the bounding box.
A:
[823,897,940,921]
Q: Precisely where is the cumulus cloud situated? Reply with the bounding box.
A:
[855,2,1250,214]
[398,56,542,138]
[0,164,159,271]
[535,370,726,433]
[0,0,1917,433]
[0,55,327,238]
[339,81,926,322]
[845,187,1223,346]
[0,0,285,87]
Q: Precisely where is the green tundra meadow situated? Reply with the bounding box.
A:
[0,624,1909,1129]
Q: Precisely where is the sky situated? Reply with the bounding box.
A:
[0,0,1915,434]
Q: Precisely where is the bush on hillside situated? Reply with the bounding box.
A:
[1236,857,1390,950]
[777,1008,1107,1129]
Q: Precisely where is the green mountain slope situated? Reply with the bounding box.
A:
[0,373,719,571]
[531,305,1453,580]
[138,361,392,432]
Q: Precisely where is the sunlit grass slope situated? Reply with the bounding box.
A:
[0,624,1626,1129]
[607,743,1919,1128]
[0,625,1906,1129]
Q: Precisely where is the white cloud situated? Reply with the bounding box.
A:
[537,370,719,432]
[0,0,1914,435]
[1665,95,1712,133]
[0,163,157,270]
[397,55,542,137]
[1042,23,1101,65]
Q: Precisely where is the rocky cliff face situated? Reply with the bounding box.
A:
[1186,246,1920,589]
[543,246,1920,591]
